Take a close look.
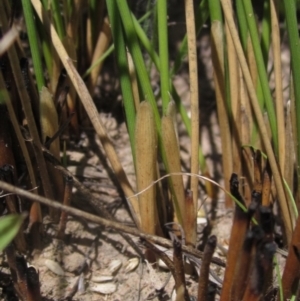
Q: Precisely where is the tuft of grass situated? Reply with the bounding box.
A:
[2,0,300,299]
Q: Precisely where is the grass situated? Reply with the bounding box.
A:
[0,0,300,300]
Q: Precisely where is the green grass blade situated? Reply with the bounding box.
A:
[261,0,271,66]
[0,214,25,251]
[283,178,298,218]
[83,44,114,78]
[235,0,248,51]
[106,1,136,160]
[21,0,45,91]
[157,0,170,114]
[51,0,65,39]
[242,0,278,154]
[115,0,161,131]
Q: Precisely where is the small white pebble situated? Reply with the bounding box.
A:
[44,259,64,276]
[108,259,122,274]
[78,274,85,293]
[158,259,169,270]
[90,283,117,295]
[124,258,139,273]
[91,275,114,283]
[197,217,207,225]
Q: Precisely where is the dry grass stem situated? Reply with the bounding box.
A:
[0,26,18,55]
[88,17,112,93]
[184,0,199,222]
[225,0,241,176]
[270,0,285,173]
[211,20,233,207]
[162,116,185,228]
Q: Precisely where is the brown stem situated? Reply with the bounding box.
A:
[15,255,28,300]
[232,226,264,301]
[253,150,262,194]
[184,190,196,247]
[261,162,272,206]
[57,175,73,239]
[173,239,190,301]
[242,242,276,301]
[280,214,300,300]
[197,235,217,301]
[26,267,42,301]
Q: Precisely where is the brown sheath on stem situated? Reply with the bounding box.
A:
[220,174,250,301]
[261,162,272,207]
[135,101,159,235]
[197,235,217,301]
[184,190,196,247]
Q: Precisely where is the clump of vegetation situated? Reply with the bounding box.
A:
[0,0,300,300]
